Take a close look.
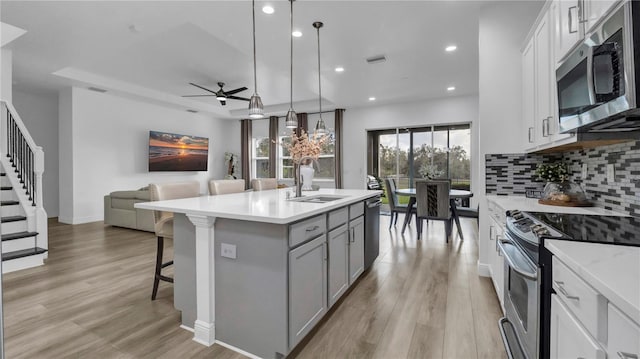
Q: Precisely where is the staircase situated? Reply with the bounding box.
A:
[1,100,48,273]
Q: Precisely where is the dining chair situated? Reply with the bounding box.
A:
[149,180,200,300]
[384,178,416,229]
[251,178,278,191]
[456,204,479,227]
[415,180,456,241]
[208,179,245,195]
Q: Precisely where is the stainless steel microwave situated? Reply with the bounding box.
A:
[557,1,640,133]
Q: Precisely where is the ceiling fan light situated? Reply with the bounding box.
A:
[315,117,327,135]
[248,94,264,119]
[216,95,226,101]
[285,109,298,128]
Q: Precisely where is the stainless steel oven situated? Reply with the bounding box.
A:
[557,1,640,133]
[498,232,540,359]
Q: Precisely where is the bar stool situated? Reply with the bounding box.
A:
[149,180,200,300]
[251,178,278,191]
[208,179,245,195]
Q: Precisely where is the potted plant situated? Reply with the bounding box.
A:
[535,162,589,206]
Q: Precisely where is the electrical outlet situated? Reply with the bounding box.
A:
[221,243,237,259]
[581,163,588,180]
[606,164,615,183]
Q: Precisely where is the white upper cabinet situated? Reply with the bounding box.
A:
[554,0,583,64]
[534,11,553,145]
[522,38,536,147]
[585,0,621,33]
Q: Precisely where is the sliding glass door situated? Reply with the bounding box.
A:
[368,124,471,190]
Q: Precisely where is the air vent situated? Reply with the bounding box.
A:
[87,86,107,93]
[366,55,387,64]
[187,109,199,113]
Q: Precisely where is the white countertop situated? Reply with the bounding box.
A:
[135,188,382,224]
[486,195,629,216]
[545,239,640,325]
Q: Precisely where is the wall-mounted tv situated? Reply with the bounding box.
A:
[148,130,209,172]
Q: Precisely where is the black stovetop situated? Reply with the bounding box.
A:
[527,212,640,247]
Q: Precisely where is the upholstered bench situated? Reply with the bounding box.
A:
[104,187,155,232]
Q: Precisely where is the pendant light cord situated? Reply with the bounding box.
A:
[290,0,294,109]
[316,24,322,119]
[252,0,258,95]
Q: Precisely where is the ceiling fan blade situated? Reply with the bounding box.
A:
[189,82,218,95]
[219,100,227,106]
[227,95,250,101]
[224,87,248,95]
[182,95,216,97]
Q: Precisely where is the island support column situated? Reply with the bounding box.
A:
[186,214,217,346]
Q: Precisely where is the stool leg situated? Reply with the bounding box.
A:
[152,236,164,300]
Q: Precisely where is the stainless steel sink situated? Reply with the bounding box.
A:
[288,195,347,203]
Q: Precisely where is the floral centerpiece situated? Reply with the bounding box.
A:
[535,162,588,206]
[282,129,329,192]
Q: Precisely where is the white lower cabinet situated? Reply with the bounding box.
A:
[488,216,505,307]
[348,215,365,285]
[550,294,606,359]
[288,235,327,348]
[327,224,349,308]
[608,303,640,359]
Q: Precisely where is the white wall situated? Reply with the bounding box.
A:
[477,2,542,268]
[59,87,236,224]
[342,95,480,199]
[13,89,59,217]
[0,48,12,102]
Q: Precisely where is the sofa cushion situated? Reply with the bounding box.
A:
[111,198,137,210]
[136,191,150,201]
[110,190,141,199]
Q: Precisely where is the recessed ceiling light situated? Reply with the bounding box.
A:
[262,5,274,14]
[292,30,302,37]
[447,86,456,91]
[445,45,457,52]
[335,67,344,72]
[369,97,376,101]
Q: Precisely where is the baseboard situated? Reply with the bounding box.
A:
[58,215,103,225]
[477,260,491,277]
[216,340,262,359]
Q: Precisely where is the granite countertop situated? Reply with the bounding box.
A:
[136,188,382,224]
[486,195,629,216]
[545,239,640,325]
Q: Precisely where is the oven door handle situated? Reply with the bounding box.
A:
[497,240,538,281]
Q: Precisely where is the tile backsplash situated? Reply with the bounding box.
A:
[486,140,640,216]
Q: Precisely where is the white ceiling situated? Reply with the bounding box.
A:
[0,1,535,118]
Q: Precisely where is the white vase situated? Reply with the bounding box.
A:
[300,164,315,190]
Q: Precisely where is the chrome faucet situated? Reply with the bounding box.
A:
[295,156,314,198]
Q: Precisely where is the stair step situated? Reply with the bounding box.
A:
[2,247,47,261]
[1,216,27,223]
[2,231,38,241]
[1,200,20,206]
[1,186,12,190]
[0,173,5,176]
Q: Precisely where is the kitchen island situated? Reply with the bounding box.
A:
[136,188,381,358]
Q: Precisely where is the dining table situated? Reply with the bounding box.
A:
[395,188,473,239]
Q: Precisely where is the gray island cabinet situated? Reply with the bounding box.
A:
[136,188,381,359]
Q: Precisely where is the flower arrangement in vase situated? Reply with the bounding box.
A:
[282,130,329,191]
[535,162,589,206]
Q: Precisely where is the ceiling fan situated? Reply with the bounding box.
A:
[182,82,249,106]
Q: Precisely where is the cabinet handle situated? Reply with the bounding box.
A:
[496,235,501,252]
[554,280,580,301]
[542,119,548,137]
[568,6,578,33]
[489,225,494,240]
[617,352,639,359]
[528,127,534,143]
[306,225,320,232]
[547,116,553,136]
[350,228,355,242]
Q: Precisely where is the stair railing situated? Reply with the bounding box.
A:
[0,100,44,209]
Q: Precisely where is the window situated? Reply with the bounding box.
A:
[251,120,270,178]
[369,124,471,190]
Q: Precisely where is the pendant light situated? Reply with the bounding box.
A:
[285,0,298,128]
[248,0,264,119]
[313,21,327,135]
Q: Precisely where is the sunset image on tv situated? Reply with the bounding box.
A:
[148,131,209,171]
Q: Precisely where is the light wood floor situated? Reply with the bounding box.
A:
[2,215,506,358]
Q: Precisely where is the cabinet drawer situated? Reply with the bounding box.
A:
[550,294,606,359]
[552,257,606,338]
[289,215,327,248]
[328,207,348,230]
[608,303,640,359]
[349,202,364,220]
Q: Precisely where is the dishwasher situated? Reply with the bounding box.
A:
[364,196,381,270]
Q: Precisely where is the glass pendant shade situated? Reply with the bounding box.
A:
[248,94,264,119]
[285,108,298,128]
